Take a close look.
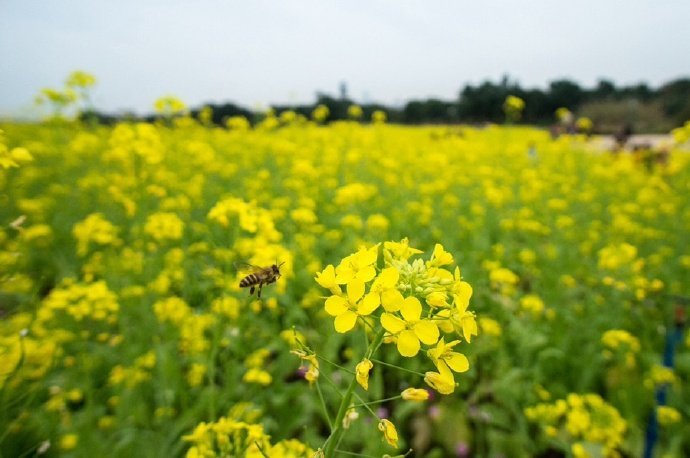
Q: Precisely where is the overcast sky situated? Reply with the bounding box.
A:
[1,0,689,117]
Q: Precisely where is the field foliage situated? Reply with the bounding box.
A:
[1,117,690,457]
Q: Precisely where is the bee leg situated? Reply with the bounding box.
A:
[250,286,255,295]
[258,282,264,298]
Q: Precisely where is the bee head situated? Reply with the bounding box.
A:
[273,263,284,276]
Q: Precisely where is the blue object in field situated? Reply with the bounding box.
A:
[642,322,684,458]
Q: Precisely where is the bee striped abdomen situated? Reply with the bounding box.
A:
[240,274,260,287]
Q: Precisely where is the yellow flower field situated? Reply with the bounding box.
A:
[1,116,690,457]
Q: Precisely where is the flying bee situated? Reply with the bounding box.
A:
[237,262,284,298]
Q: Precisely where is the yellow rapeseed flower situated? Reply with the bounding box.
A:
[60,434,78,451]
[367,267,404,312]
[381,296,439,357]
[334,245,378,284]
[315,265,340,294]
[424,362,456,394]
[347,104,363,120]
[377,419,398,448]
[427,338,469,376]
[372,110,387,124]
[355,358,373,390]
[657,406,681,425]
[144,212,185,241]
[324,279,379,333]
[401,388,429,401]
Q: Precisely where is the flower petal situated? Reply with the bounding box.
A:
[461,315,478,343]
[355,358,373,390]
[347,279,365,303]
[400,296,422,322]
[334,263,354,284]
[432,243,453,265]
[381,289,404,312]
[424,369,455,394]
[358,246,378,267]
[434,269,454,281]
[379,267,399,287]
[426,291,447,307]
[413,320,440,345]
[325,296,348,316]
[445,352,470,373]
[315,265,337,289]
[435,309,454,333]
[455,281,473,312]
[401,388,429,401]
[378,419,399,448]
[381,313,406,334]
[355,266,376,283]
[397,330,420,357]
[358,292,380,316]
[334,310,358,333]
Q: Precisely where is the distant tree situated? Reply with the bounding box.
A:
[658,78,690,124]
[547,80,584,112]
[593,79,617,99]
[314,93,353,121]
[362,103,402,123]
[403,101,424,123]
[521,89,550,123]
[193,102,253,126]
[623,83,653,101]
[78,110,118,125]
[403,99,455,123]
[458,80,518,123]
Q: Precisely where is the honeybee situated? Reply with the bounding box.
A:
[237,262,284,298]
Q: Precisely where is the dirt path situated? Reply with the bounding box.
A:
[592,134,674,150]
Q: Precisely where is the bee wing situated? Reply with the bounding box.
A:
[233,261,265,274]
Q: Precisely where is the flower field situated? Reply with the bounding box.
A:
[1,116,690,457]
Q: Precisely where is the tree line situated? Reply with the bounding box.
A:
[89,76,690,133]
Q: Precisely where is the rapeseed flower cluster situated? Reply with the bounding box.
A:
[317,239,476,395]
[154,96,188,117]
[34,70,96,119]
[108,351,156,389]
[1,130,34,169]
[183,414,314,458]
[656,406,681,426]
[36,280,119,330]
[72,213,122,256]
[644,365,677,389]
[154,296,214,355]
[243,348,273,386]
[525,393,627,457]
[0,314,58,388]
[503,95,525,122]
[671,120,690,144]
[144,211,185,242]
[601,329,640,368]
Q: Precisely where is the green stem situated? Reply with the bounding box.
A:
[322,369,358,456]
[208,325,220,420]
[323,328,385,456]
[370,359,426,377]
[351,392,379,418]
[316,379,333,429]
[352,394,402,408]
[333,450,379,457]
[315,354,355,374]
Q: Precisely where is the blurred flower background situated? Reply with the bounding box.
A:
[1,1,690,457]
